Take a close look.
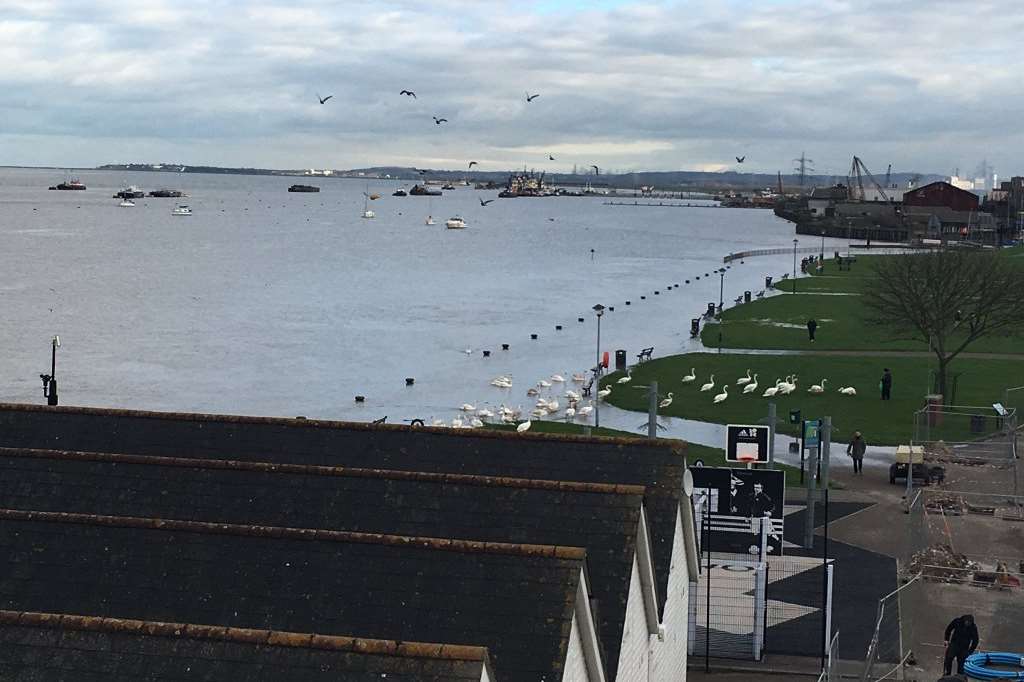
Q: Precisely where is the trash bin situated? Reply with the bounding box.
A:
[690,318,700,338]
[970,414,985,433]
[788,442,800,454]
[789,409,801,424]
[706,302,716,316]
[615,349,627,371]
[765,276,773,288]
[744,290,751,304]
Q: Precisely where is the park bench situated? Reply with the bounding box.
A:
[581,376,595,397]
[636,347,654,363]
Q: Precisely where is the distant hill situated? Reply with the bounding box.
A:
[96,162,943,191]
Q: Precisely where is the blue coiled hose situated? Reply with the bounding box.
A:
[964,652,1024,680]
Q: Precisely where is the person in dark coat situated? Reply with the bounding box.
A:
[880,368,892,400]
[943,614,979,675]
[807,318,817,342]
[847,431,866,474]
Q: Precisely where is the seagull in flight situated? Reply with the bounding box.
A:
[479,198,494,206]
[433,116,448,125]
[316,93,333,104]
[399,90,417,98]
[591,165,600,175]
[468,161,478,169]
[736,156,745,163]
[549,155,555,161]
[526,92,540,102]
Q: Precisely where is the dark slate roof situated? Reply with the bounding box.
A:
[0,404,688,618]
[0,610,493,682]
[0,510,584,682]
[0,447,645,678]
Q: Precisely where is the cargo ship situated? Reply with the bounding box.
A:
[288,184,320,192]
[148,189,185,198]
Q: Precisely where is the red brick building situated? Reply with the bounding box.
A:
[902,181,979,212]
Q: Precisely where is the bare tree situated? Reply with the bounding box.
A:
[863,249,1024,399]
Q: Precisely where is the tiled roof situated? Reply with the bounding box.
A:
[0,404,688,618]
[0,446,644,677]
[0,510,583,682]
[0,610,493,681]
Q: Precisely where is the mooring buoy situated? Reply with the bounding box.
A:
[502,343,510,351]
[530,333,538,340]
[405,378,415,386]
[555,325,562,330]
[355,395,365,403]
[482,350,491,357]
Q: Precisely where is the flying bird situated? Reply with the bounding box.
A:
[549,155,555,161]
[468,161,478,169]
[399,90,417,98]
[591,165,600,175]
[433,117,448,125]
[317,93,333,104]
[526,92,540,102]
[736,156,745,163]
[479,198,494,206]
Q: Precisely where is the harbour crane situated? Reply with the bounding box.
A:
[847,156,890,202]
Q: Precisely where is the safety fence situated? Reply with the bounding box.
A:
[689,557,766,660]
[860,575,922,681]
[816,631,841,682]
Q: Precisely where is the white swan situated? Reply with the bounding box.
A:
[537,379,552,388]
[699,375,716,392]
[659,392,674,409]
[736,369,752,386]
[470,418,484,428]
[681,368,697,383]
[550,374,565,383]
[743,374,759,394]
[762,378,782,398]
[778,376,797,395]
[577,403,594,417]
[571,373,587,382]
[517,420,532,432]
[565,407,576,420]
[546,399,559,412]
[526,387,540,397]
[617,368,633,384]
[476,408,495,419]
[565,390,581,401]
[597,386,612,400]
[838,386,857,396]
[459,403,476,412]
[808,379,828,394]
[713,386,729,403]
[530,408,548,419]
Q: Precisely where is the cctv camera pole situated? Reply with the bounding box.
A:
[47,336,59,406]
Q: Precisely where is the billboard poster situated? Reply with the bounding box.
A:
[690,466,786,556]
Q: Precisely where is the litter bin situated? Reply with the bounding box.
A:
[970,414,986,433]
[765,276,773,288]
[706,302,716,317]
[744,290,751,304]
[615,349,627,371]
[788,442,800,454]
[690,318,700,338]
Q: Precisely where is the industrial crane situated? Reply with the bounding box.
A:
[847,156,890,202]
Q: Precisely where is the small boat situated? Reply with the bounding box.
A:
[392,188,408,197]
[171,204,192,216]
[118,199,136,207]
[114,185,145,199]
[288,184,320,193]
[441,183,456,191]
[425,215,436,225]
[361,186,375,219]
[445,216,466,229]
[52,178,86,190]
[409,184,442,196]
[148,189,185,198]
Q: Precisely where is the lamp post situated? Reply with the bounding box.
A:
[820,230,825,262]
[39,335,60,406]
[593,304,605,428]
[792,238,799,293]
[718,268,726,314]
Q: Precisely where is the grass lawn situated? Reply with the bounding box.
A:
[486,421,804,485]
[602,352,1024,445]
[703,255,1024,354]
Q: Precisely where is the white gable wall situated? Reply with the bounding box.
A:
[614,553,652,681]
[562,612,592,682]
[649,507,691,681]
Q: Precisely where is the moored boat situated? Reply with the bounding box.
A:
[445,216,466,229]
[171,204,192,216]
[118,199,136,207]
[51,178,86,190]
[409,184,442,196]
[392,188,408,196]
[148,189,185,198]
[114,185,145,199]
[288,184,320,193]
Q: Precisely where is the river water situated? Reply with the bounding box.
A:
[0,167,854,447]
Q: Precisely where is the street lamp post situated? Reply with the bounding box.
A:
[792,239,799,293]
[820,230,825,262]
[593,304,605,428]
[39,335,60,406]
[718,268,725,314]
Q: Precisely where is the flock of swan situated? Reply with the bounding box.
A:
[675,367,858,405]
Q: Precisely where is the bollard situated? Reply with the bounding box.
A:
[405,378,415,386]
[501,343,509,351]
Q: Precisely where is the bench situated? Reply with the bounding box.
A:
[636,347,654,363]
[580,376,595,397]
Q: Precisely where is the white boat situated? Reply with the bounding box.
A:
[118,199,135,207]
[361,184,375,219]
[425,215,436,225]
[171,204,192,216]
[362,209,376,219]
[445,216,467,229]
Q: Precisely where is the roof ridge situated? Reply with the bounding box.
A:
[0,508,587,560]
[0,402,685,452]
[0,610,489,661]
[0,447,646,496]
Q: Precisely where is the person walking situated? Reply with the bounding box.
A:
[943,614,979,676]
[806,318,817,342]
[880,368,892,400]
[847,432,866,474]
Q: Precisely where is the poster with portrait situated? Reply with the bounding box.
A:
[690,466,785,556]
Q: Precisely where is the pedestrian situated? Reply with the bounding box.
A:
[943,614,979,676]
[847,431,866,474]
[880,368,892,400]
[807,318,818,342]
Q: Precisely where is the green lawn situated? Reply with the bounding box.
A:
[704,255,1024,353]
[602,352,1024,445]
[486,421,803,485]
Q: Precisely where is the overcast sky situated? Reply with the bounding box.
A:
[2,0,1022,177]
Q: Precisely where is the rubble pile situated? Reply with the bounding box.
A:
[908,543,978,583]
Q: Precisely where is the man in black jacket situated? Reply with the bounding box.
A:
[943,614,979,675]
